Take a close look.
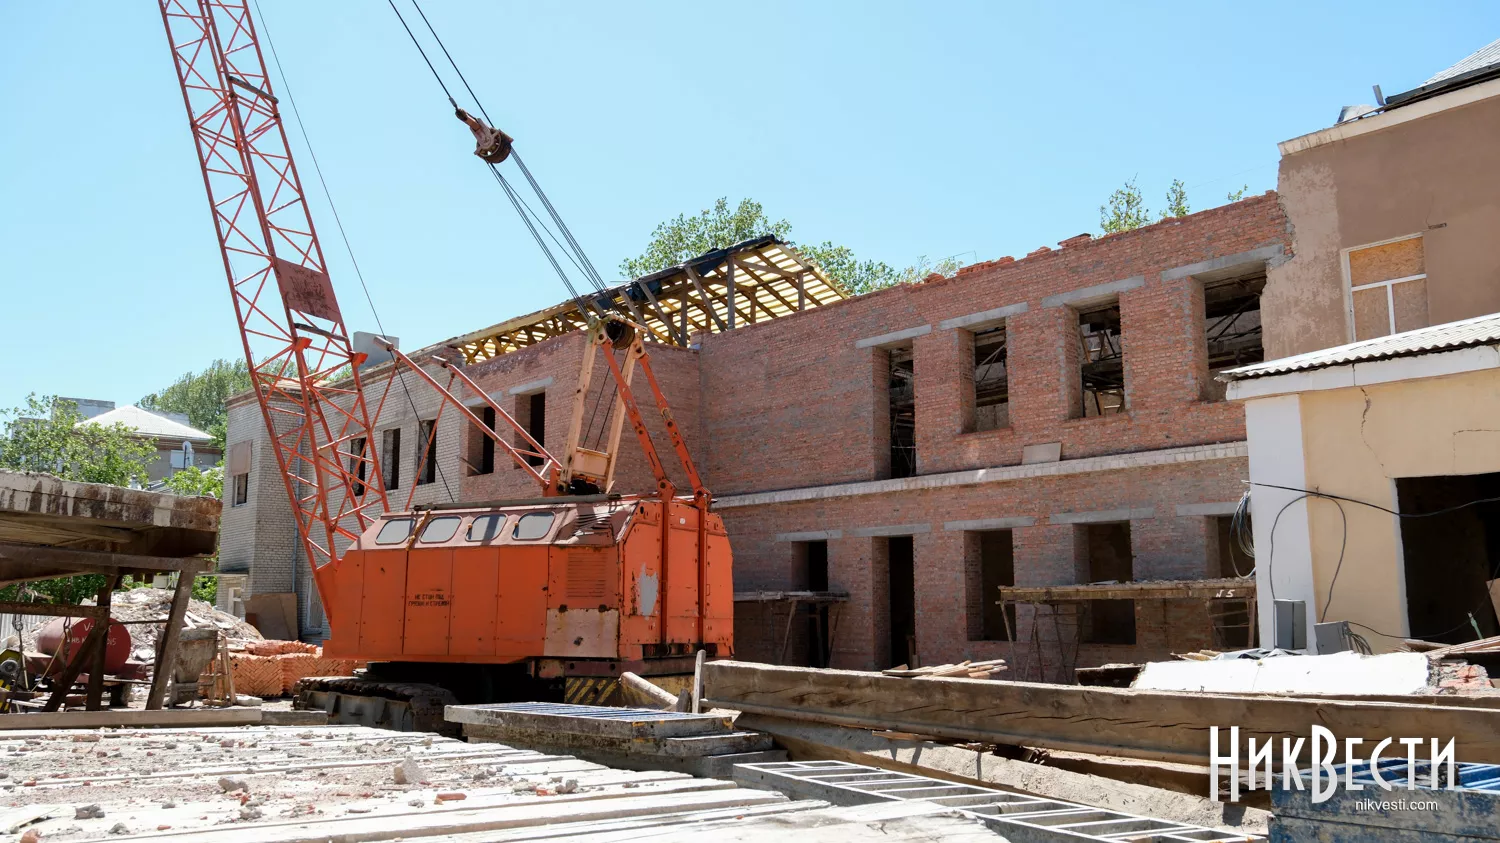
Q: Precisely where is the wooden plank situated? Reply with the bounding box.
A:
[0,541,210,574]
[0,706,262,730]
[701,660,1500,766]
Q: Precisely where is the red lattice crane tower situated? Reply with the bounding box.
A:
[158,0,388,569]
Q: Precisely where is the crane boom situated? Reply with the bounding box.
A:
[158,0,389,580]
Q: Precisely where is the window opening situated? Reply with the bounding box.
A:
[1205,274,1266,401]
[526,392,546,467]
[973,325,1010,431]
[1082,522,1135,644]
[968,530,1015,641]
[416,419,438,486]
[381,427,402,490]
[1078,302,1125,417]
[349,436,367,496]
[889,347,916,478]
[468,406,497,476]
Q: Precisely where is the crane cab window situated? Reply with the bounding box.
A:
[375,519,414,545]
[418,516,462,543]
[467,514,507,543]
[513,512,556,541]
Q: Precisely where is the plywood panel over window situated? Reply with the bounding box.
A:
[1346,235,1427,341]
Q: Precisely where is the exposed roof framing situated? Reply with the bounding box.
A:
[439,237,848,364]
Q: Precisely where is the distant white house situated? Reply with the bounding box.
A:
[67,399,222,485]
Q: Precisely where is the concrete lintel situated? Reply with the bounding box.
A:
[1049,507,1156,525]
[774,530,843,543]
[714,442,1248,509]
[508,377,555,396]
[943,517,1037,532]
[937,302,1029,332]
[1175,501,1241,517]
[855,325,932,349]
[849,523,932,538]
[1040,276,1144,309]
[1160,245,1285,282]
[1021,442,1062,465]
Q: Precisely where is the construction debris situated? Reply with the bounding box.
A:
[0,723,990,842]
[881,658,1005,679]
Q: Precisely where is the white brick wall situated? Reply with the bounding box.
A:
[221,361,466,641]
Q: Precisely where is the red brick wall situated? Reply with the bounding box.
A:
[696,194,1287,493]
[704,195,1286,675]
[458,332,702,501]
[721,455,1245,674]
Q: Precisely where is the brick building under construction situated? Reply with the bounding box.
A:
[222,193,1288,681]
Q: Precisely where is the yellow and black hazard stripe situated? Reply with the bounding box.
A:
[562,676,619,707]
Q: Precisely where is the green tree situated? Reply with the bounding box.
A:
[162,463,224,499]
[1161,179,1190,219]
[620,197,960,298]
[0,396,158,605]
[1227,184,1248,202]
[140,359,253,450]
[0,395,155,486]
[1100,177,1151,234]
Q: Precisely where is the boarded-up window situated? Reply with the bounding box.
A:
[1348,236,1427,341]
[228,441,251,476]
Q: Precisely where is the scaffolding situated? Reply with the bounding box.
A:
[997,578,1258,683]
[735,590,849,667]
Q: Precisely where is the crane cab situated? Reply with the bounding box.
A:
[317,496,733,679]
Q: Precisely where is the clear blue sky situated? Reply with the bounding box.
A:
[1,2,1494,412]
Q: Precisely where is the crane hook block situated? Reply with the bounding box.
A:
[454,107,514,164]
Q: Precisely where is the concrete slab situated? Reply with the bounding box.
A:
[0,470,219,585]
[444,702,733,739]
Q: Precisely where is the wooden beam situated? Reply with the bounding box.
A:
[0,601,107,619]
[0,707,262,730]
[633,281,685,346]
[998,579,1256,603]
[725,262,736,329]
[85,575,119,711]
[681,266,728,332]
[0,542,210,574]
[701,660,1500,766]
[147,564,202,711]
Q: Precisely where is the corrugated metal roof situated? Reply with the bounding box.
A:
[1424,37,1500,85]
[1221,312,1500,381]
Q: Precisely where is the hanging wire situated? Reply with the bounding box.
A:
[405,0,612,297]
[255,0,454,503]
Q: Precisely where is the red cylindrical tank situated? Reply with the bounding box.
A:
[33,617,132,676]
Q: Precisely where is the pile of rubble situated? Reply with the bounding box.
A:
[20,586,262,662]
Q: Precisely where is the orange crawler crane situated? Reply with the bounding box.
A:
[157,0,731,729]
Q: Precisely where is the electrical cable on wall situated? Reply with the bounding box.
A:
[1244,481,1500,642]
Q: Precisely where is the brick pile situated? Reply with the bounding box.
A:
[225,641,362,697]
